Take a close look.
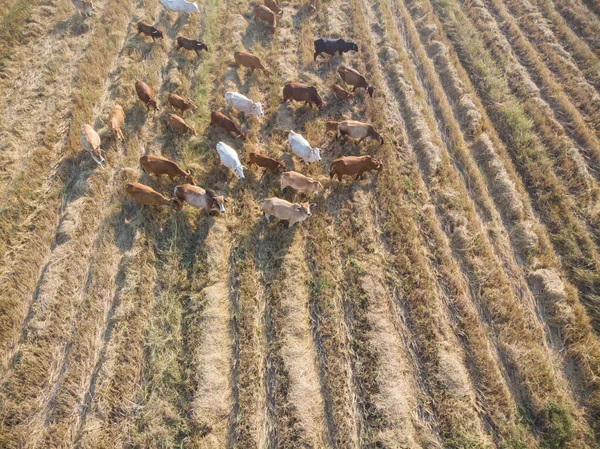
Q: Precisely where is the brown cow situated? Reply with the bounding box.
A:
[248,152,286,174]
[261,198,315,228]
[336,120,384,145]
[168,93,197,115]
[264,0,283,15]
[173,184,228,214]
[176,36,208,55]
[210,111,246,140]
[338,66,375,97]
[331,84,355,101]
[281,171,323,196]
[140,154,195,185]
[135,80,159,112]
[167,113,197,136]
[107,104,125,140]
[254,5,277,33]
[137,22,164,41]
[330,155,383,181]
[126,183,181,210]
[234,51,270,75]
[282,82,327,110]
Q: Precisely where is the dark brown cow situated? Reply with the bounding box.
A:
[168,93,197,114]
[331,84,355,101]
[248,152,286,174]
[126,182,181,210]
[210,111,246,140]
[137,22,164,41]
[282,82,327,110]
[167,113,197,136]
[234,51,270,75]
[337,66,375,97]
[176,36,208,55]
[135,80,159,112]
[264,0,283,15]
[330,155,383,181]
[140,154,195,185]
[254,5,277,33]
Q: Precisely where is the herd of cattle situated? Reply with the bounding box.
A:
[76,0,385,228]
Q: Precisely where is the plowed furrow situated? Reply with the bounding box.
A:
[551,0,600,60]
[581,0,600,18]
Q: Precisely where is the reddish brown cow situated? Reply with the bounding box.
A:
[248,152,286,174]
[140,154,195,185]
[210,111,246,140]
[329,155,383,181]
[234,51,270,75]
[135,80,159,112]
[331,84,355,101]
[168,93,197,114]
[254,5,277,33]
[167,113,197,136]
[176,36,209,55]
[264,0,283,15]
[126,183,181,210]
[282,82,327,110]
[137,22,164,41]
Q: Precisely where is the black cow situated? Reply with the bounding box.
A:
[176,37,209,55]
[137,22,164,41]
[313,38,358,61]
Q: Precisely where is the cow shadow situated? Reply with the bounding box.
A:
[54,15,91,37]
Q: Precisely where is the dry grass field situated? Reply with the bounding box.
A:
[1,0,600,447]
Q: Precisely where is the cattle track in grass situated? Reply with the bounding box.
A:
[2,0,600,447]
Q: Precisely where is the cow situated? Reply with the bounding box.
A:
[137,22,164,41]
[72,0,94,17]
[126,182,181,210]
[254,5,277,33]
[261,198,315,228]
[325,120,340,133]
[288,130,322,164]
[140,154,195,185]
[264,0,283,15]
[107,104,125,140]
[167,93,197,115]
[331,84,355,101]
[167,113,197,136]
[135,80,159,112]
[337,66,375,98]
[80,124,104,165]
[330,155,383,181]
[173,184,228,214]
[234,51,270,76]
[216,142,246,180]
[313,38,358,61]
[176,36,208,55]
[210,111,246,140]
[248,152,286,174]
[225,92,264,118]
[336,120,384,145]
[281,171,323,196]
[159,0,200,13]
[282,83,326,110]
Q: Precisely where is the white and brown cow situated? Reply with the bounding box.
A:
[173,184,228,214]
[261,197,315,228]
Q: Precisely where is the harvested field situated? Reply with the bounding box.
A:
[1,0,600,447]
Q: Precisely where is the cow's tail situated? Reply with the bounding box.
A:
[329,165,335,179]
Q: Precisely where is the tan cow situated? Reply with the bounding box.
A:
[330,155,383,181]
[107,104,125,140]
[331,84,354,101]
[126,182,181,210]
[140,154,195,184]
[80,124,104,165]
[281,171,323,196]
[337,66,375,97]
[173,184,228,214]
[254,4,277,33]
[234,51,270,75]
[168,93,197,114]
[261,197,315,228]
[167,113,197,136]
[72,0,94,17]
[135,80,159,112]
[336,120,384,145]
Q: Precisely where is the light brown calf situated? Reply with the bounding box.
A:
[140,154,195,185]
[167,113,197,136]
[281,171,323,196]
[108,104,125,140]
[126,183,181,210]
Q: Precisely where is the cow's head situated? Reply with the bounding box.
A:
[294,202,312,218]
[186,169,195,185]
[233,165,246,180]
[310,148,322,163]
[367,86,375,98]
[183,1,201,13]
[82,0,94,15]
[197,41,209,52]
[369,156,384,171]
[149,98,160,112]
[206,189,228,213]
[312,181,324,195]
[252,102,264,117]
[187,126,198,136]
[348,42,358,52]
[169,197,183,210]
[277,160,287,171]
[154,29,164,39]
[186,98,198,112]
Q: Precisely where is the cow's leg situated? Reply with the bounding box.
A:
[352,86,357,92]
[313,52,319,61]
[337,173,343,182]
[265,214,271,223]
[357,137,365,146]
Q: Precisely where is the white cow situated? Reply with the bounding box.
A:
[225,92,264,118]
[288,130,322,164]
[80,124,104,165]
[216,142,246,180]
[159,0,200,13]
